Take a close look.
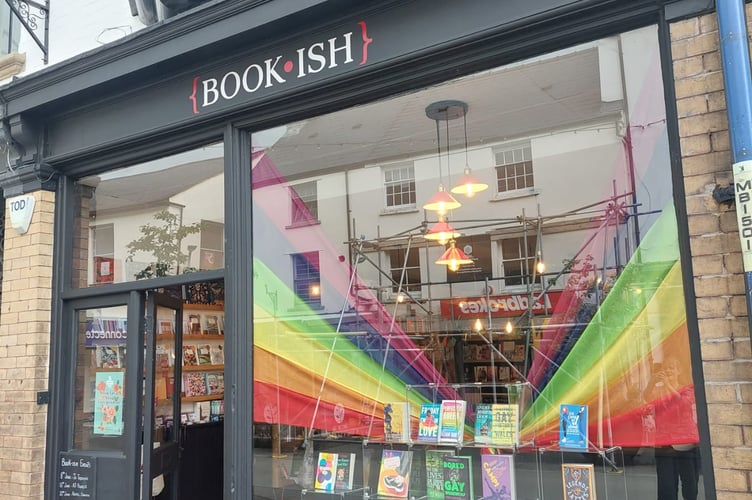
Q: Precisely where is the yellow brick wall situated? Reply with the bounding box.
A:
[0,190,54,499]
[671,10,752,498]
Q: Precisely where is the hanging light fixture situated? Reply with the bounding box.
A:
[424,215,462,245]
[451,105,488,198]
[423,101,466,215]
[505,320,514,334]
[435,239,473,272]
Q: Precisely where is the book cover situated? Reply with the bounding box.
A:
[481,454,515,500]
[377,449,413,498]
[442,455,473,500]
[425,449,453,500]
[474,366,490,383]
[196,344,212,365]
[490,404,519,447]
[474,403,493,444]
[204,315,220,335]
[502,341,515,358]
[182,345,199,366]
[183,372,207,397]
[314,452,338,492]
[439,400,467,444]
[334,452,357,491]
[155,344,171,369]
[417,403,441,443]
[559,404,588,449]
[96,345,121,368]
[154,376,168,400]
[93,371,124,435]
[188,314,202,335]
[158,320,174,335]
[384,402,410,442]
[205,372,224,395]
[562,463,596,500]
[513,344,525,361]
[210,344,225,365]
[218,315,225,335]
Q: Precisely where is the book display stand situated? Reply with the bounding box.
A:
[307,383,629,500]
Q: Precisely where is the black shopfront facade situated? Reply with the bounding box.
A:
[0,1,716,499]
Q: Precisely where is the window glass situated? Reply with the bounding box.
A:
[71,143,225,287]
[250,26,703,500]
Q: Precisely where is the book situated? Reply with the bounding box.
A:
[442,455,473,500]
[96,345,121,368]
[188,314,202,335]
[474,403,493,444]
[559,404,588,449]
[182,372,207,397]
[210,344,225,365]
[218,315,225,335]
[438,400,467,444]
[384,402,410,442]
[334,452,356,491]
[490,404,519,447]
[196,344,212,365]
[314,452,338,492]
[377,449,413,498]
[204,314,220,335]
[562,463,596,500]
[158,320,174,335]
[502,341,515,358]
[481,454,515,500]
[206,372,224,395]
[182,345,199,366]
[154,376,167,400]
[417,403,441,443]
[155,344,171,369]
[474,366,490,383]
[514,344,525,361]
[425,449,454,500]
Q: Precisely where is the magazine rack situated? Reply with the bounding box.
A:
[536,445,628,500]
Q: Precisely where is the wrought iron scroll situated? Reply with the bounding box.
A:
[4,0,49,63]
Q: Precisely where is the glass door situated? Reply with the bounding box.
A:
[142,292,184,499]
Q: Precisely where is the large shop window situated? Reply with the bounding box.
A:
[250,26,704,500]
[72,143,225,287]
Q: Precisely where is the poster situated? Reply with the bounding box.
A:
[93,372,124,435]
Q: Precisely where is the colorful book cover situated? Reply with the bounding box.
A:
[158,320,174,335]
[481,454,515,500]
[439,400,467,444]
[204,314,220,335]
[474,403,493,444]
[426,449,453,500]
[155,344,171,369]
[183,372,207,397]
[205,372,224,395]
[442,455,473,500]
[93,371,124,435]
[562,463,596,500]
[559,404,588,449]
[490,404,519,447]
[96,345,121,368]
[334,453,357,491]
[182,345,198,366]
[377,449,413,498]
[196,344,212,365]
[384,402,410,442]
[188,314,202,334]
[417,403,441,442]
[314,452,338,492]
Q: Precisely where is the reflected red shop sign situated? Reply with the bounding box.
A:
[440,291,563,318]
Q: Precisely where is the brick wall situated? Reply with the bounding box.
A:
[671,10,752,498]
[0,190,54,499]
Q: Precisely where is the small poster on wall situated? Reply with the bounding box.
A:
[93,372,124,435]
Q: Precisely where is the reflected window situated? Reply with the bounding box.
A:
[388,247,421,293]
[384,164,416,209]
[495,143,533,193]
[292,252,321,307]
[500,236,538,287]
[72,143,224,287]
[290,181,319,225]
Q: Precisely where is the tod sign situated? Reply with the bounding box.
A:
[8,194,35,234]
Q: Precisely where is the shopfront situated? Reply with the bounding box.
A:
[0,0,718,499]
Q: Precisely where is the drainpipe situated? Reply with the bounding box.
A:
[718,0,752,344]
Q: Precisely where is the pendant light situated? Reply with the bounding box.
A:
[424,215,461,245]
[435,239,473,272]
[423,101,465,215]
[451,109,488,197]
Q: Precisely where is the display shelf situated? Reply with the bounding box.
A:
[157,333,224,341]
[183,364,224,372]
[183,303,224,311]
[182,394,224,403]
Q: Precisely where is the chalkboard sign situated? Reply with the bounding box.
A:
[57,453,96,498]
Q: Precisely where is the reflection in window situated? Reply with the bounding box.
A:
[495,143,533,193]
[290,181,319,224]
[384,164,416,209]
[292,252,321,306]
[501,236,539,287]
[72,143,224,287]
[388,247,421,293]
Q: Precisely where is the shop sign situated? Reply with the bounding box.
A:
[85,318,127,347]
[189,20,373,114]
[440,291,562,318]
[8,194,35,234]
[733,160,752,272]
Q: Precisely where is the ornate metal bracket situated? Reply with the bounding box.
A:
[4,0,49,64]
